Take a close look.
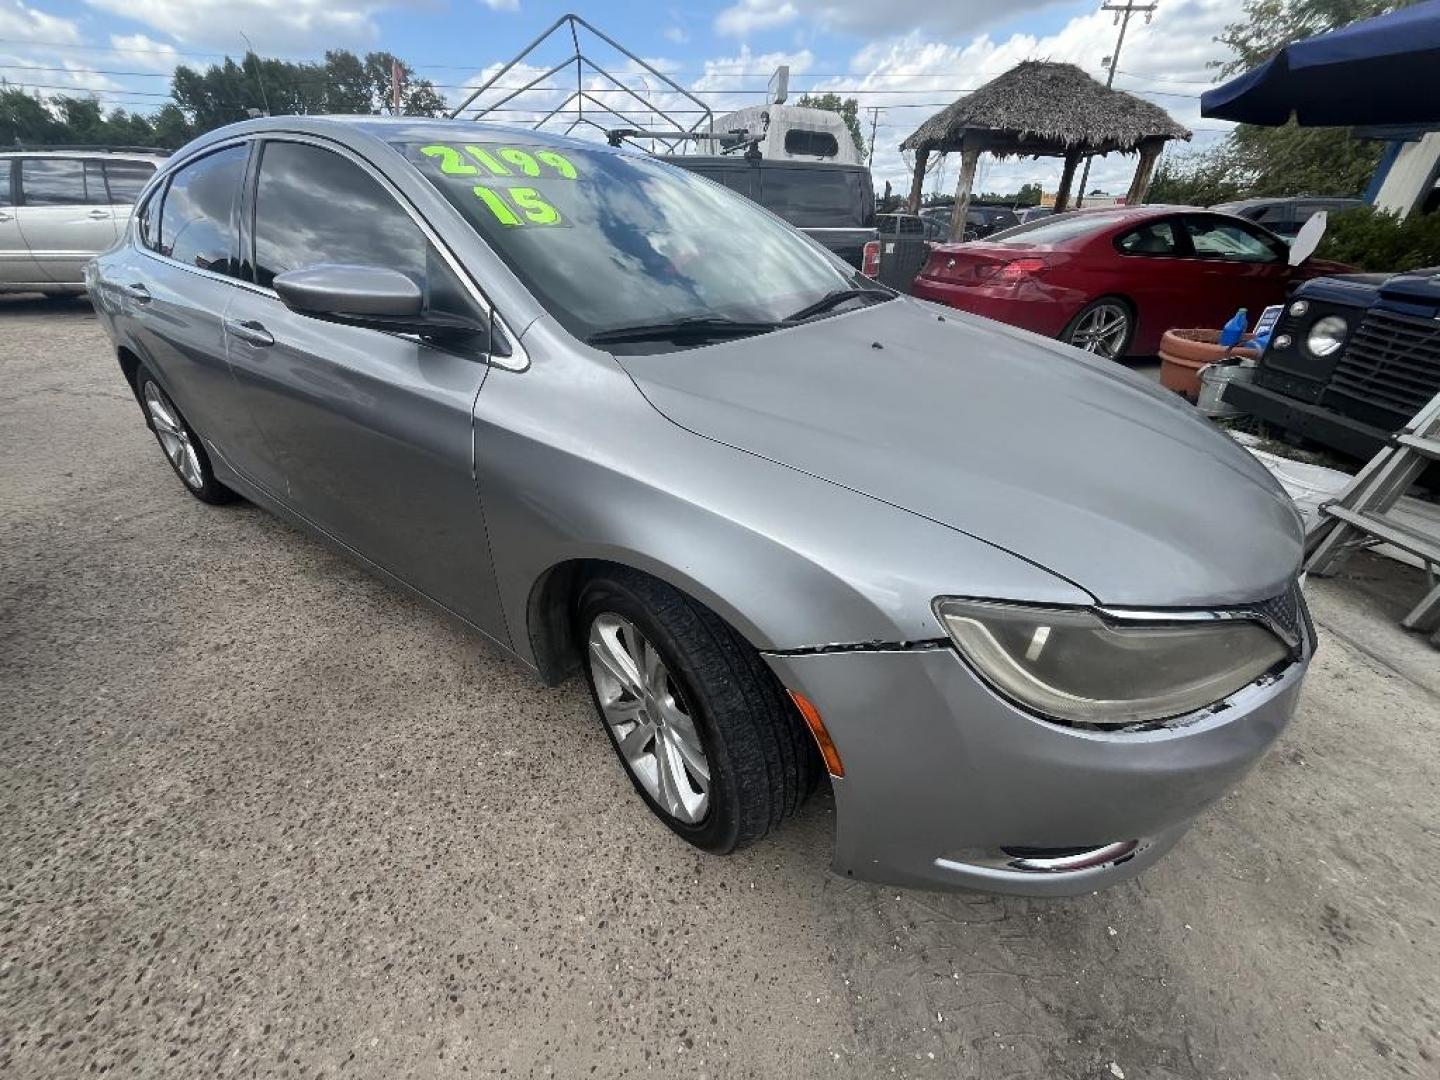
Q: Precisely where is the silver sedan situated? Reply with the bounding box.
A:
[88,116,1312,895]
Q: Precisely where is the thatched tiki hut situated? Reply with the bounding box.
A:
[900,61,1191,240]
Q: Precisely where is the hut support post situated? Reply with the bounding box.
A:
[1053,150,1081,213]
[945,146,981,243]
[906,147,930,212]
[1126,139,1163,205]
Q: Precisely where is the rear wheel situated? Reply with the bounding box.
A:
[137,365,237,505]
[577,568,820,854]
[1061,297,1134,359]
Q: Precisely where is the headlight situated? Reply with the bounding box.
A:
[934,599,1291,726]
[1305,315,1348,357]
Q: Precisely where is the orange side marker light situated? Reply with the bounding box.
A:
[787,689,845,778]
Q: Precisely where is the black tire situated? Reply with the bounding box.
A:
[1060,296,1135,360]
[576,568,821,854]
[135,363,237,505]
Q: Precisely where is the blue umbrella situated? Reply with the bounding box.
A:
[1201,0,1440,126]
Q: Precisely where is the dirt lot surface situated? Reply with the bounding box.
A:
[3,295,1438,1079]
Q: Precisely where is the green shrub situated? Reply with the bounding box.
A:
[1315,206,1440,272]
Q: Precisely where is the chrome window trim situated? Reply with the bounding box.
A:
[133,132,530,372]
[1092,601,1304,652]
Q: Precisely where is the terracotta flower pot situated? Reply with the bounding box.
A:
[1158,329,1259,401]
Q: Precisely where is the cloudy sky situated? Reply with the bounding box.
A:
[0,0,1243,196]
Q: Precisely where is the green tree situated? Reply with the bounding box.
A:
[794,92,866,159]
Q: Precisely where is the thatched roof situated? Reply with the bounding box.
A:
[900,60,1191,157]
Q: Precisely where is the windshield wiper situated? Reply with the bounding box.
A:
[784,287,891,324]
[586,316,785,346]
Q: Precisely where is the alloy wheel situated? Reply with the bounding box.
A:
[588,613,711,824]
[143,381,204,490]
[1069,303,1130,358]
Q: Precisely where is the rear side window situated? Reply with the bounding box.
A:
[104,160,157,205]
[758,168,868,228]
[1116,220,1179,255]
[253,141,425,288]
[990,211,1129,247]
[783,130,839,158]
[20,158,100,206]
[158,145,246,274]
[1,162,12,207]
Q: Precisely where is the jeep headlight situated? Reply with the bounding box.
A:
[1305,315,1348,357]
[934,599,1290,726]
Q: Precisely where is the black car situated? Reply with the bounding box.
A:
[1224,266,1440,464]
[919,204,1023,242]
[665,156,875,268]
[1212,196,1364,240]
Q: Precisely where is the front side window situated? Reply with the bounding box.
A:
[253,140,478,328]
[254,141,426,287]
[20,158,96,206]
[400,140,865,343]
[1183,216,1281,262]
[158,145,246,274]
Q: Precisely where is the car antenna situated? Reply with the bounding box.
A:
[239,31,272,117]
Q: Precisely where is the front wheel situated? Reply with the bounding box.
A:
[577,569,820,854]
[1061,297,1134,360]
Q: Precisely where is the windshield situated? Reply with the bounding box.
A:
[398,139,863,343]
[987,211,1131,246]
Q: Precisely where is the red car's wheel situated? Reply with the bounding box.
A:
[1061,298,1134,359]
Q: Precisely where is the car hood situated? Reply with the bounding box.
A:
[616,298,1303,607]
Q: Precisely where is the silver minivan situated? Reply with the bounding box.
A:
[1,149,164,294]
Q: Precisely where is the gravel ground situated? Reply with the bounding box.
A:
[2,294,1438,1079]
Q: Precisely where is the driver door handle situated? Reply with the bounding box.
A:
[87,209,111,220]
[119,282,151,303]
[225,318,274,347]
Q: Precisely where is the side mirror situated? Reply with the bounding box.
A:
[274,264,432,334]
[1288,210,1327,267]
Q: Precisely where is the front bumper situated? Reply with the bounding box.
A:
[765,636,1309,896]
[1222,378,1388,462]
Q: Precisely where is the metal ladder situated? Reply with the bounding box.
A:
[1305,389,1440,647]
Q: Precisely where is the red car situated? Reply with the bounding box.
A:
[909,205,1350,359]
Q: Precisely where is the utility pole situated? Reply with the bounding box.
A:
[391,58,404,115]
[867,106,879,168]
[1075,1,1156,208]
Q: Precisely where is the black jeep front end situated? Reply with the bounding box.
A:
[1224,267,1440,460]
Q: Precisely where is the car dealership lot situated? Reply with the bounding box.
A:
[2,296,1437,1079]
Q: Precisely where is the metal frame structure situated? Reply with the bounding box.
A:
[1306,389,1440,646]
[447,13,713,152]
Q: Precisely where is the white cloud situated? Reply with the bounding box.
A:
[0,0,81,44]
[108,33,180,72]
[809,0,1236,200]
[717,0,1061,40]
[481,0,519,11]
[715,0,799,38]
[82,0,397,51]
[664,26,689,44]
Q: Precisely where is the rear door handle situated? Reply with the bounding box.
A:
[87,209,110,220]
[225,318,274,347]
[0,211,12,222]
[119,282,151,303]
